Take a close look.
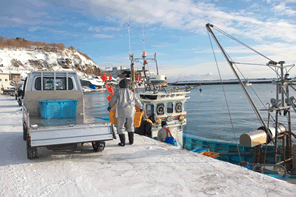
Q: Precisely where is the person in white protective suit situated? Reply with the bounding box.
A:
[108,78,143,146]
[157,121,168,142]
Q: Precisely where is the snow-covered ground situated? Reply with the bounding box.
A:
[0,95,295,197]
[0,47,98,79]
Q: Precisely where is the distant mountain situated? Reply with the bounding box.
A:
[0,38,100,79]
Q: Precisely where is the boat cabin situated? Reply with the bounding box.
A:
[139,91,190,147]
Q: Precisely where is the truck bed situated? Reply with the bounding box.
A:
[29,115,102,127]
[26,113,114,147]
[29,122,113,147]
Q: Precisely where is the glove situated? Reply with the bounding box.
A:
[140,108,144,112]
[107,106,111,111]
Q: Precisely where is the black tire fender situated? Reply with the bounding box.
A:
[23,122,27,141]
[27,134,38,159]
[92,141,105,152]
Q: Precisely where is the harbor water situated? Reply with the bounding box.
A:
[84,83,296,143]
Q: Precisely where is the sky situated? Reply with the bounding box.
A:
[1,0,296,82]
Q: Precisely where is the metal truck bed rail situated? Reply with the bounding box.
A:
[30,122,113,147]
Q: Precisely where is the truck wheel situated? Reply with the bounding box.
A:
[27,135,38,159]
[23,123,27,141]
[92,141,105,152]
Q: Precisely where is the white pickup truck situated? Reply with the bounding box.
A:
[22,71,115,159]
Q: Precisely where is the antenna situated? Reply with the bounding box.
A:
[128,17,131,55]
[142,24,145,51]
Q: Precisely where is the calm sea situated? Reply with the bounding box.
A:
[83,83,296,142]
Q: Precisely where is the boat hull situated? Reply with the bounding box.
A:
[183,134,278,164]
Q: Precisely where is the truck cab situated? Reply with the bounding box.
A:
[22,71,114,159]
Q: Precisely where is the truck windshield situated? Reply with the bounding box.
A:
[35,77,73,90]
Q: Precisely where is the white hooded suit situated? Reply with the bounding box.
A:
[109,79,143,134]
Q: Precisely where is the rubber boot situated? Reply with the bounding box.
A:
[118,134,125,146]
[128,132,134,145]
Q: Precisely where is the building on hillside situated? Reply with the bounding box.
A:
[58,57,71,68]
[9,73,21,83]
[0,73,10,94]
[103,66,146,79]
[103,66,127,78]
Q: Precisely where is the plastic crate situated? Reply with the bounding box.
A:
[39,100,78,119]
[134,111,144,127]
[200,152,219,158]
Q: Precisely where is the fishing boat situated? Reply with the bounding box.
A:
[82,86,93,93]
[81,77,107,91]
[244,79,252,86]
[194,23,296,178]
[129,51,199,147]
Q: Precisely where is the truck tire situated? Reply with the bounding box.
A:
[23,122,27,141]
[92,141,105,152]
[27,135,38,159]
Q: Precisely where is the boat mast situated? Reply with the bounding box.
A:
[131,62,135,92]
[207,23,296,170]
[273,61,294,164]
[206,23,267,129]
[128,21,136,92]
[154,53,159,75]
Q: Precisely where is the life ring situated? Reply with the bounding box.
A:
[156,104,164,115]
[175,103,182,113]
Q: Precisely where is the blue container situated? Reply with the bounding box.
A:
[90,85,96,89]
[39,100,78,119]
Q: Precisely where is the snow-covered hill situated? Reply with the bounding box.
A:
[0,47,101,79]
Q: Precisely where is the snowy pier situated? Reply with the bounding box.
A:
[0,95,295,196]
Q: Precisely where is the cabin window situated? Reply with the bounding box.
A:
[167,102,173,113]
[175,101,182,113]
[146,104,154,116]
[35,77,73,90]
[156,103,165,115]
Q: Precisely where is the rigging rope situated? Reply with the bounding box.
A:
[222,47,266,127]
[128,17,131,55]
[233,62,270,66]
[225,52,276,123]
[145,60,152,76]
[210,25,277,123]
[213,26,274,62]
[207,31,242,162]
[232,62,281,79]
